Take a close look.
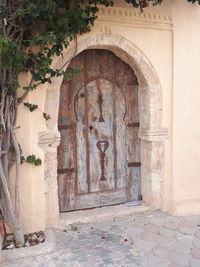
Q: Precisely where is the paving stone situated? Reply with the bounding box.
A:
[176,233,193,245]
[166,216,181,224]
[134,239,157,253]
[193,237,200,248]
[180,219,198,228]
[169,251,192,266]
[179,226,196,235]
[131,218,149,227]
[3,212,200,267]
[144,255,171,267]
[150,217,165,226]
[145,223,161,233]
[157,236,177,248]
[164,221,180,230]
[167,264,181,267]
[190,258,200,267]
[191,247,200,259]
[124,226,144,236]
[152,246,171,258]
[173,241,192,254]
[182,216,200,222]
[141,231,160,241]
[194,230,200,239]
[159,228,177,238]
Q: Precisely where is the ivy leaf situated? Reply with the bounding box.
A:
[26,155,42,166]
[24,102,38,112]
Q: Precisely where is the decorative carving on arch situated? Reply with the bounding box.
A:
[42,33,167,225]
[96,6,173,30]
[98,6,173,25]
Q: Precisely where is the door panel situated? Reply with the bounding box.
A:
[57,49,141,212]
[87,79,115,193]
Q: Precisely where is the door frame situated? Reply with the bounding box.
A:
[39,33,167,225]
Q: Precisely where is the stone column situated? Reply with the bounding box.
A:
[139,128,167,209]
[38,131,61,226]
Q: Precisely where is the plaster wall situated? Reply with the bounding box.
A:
[13,0,200,233]
[172,0,200,215]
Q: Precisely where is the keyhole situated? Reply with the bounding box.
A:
[89,126,93,131]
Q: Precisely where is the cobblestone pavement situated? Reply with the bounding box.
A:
[3,211,200,267]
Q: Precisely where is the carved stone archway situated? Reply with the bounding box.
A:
[39,33,167,225]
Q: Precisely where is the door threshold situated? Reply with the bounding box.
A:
[57,203,151,229]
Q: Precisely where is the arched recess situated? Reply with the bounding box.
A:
[38,33,167,225]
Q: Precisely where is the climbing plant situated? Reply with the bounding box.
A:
[0,0,199,246]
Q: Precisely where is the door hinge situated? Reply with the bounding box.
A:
[58,124,74,130]
[57,168,75,174]
[128,162,141,167]
[127,122,140,128]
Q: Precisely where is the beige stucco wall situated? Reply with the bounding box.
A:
[172,0,200,215]
[13,0,200,233]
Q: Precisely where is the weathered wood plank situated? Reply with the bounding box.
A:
[88,79,115,192]
[76,86,88,194]
[67,188,127,211]
[57,82,76,211]
[114,83,126,189]
[57,49,141,212]
[124,83,141,201]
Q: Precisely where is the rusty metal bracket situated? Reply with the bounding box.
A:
[96,140,109,181]
[57,168,75,174]
[97,94,105,122]
[127,122,140,128]
[128,162,141,167]
[58,124,74,130]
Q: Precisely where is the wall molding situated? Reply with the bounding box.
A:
[139,127,168,142]
[97,6,173,30]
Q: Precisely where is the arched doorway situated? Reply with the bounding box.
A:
[40,33,167,225]
[57,49,141,212]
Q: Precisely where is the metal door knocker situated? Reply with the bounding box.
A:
[96,140,109,181]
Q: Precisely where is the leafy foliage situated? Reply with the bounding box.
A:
[21,155,42,166]
[24,103,38,112]
[0,0,115,95]
[70,225,79,231]
[24,102,51,120]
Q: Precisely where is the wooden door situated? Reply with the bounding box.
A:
[57,49,141,212]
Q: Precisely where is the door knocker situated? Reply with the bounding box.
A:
[96,140,109,181]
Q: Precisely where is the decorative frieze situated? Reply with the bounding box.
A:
[97,6,173,30]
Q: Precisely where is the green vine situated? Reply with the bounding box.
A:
[23,103,38,112]
[21,155,42,166]
[23,102,51,120]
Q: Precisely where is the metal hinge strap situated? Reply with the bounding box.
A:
[127,122,140,128]
[128,162,141,167]
[58,124,74,130]
[57,168,75,174]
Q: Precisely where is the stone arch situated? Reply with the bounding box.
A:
[39,33,167,225]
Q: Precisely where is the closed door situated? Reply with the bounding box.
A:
[57,49,141,212]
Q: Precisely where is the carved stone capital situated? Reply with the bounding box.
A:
[139,127,168,142]
[38,131,60,152]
